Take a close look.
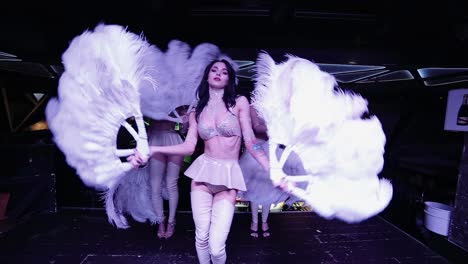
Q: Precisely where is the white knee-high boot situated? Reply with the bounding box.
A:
[209,199,235,264]
[191,191,213,264]
[166,162,180,223]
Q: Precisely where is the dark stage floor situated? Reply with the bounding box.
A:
[0,209,452,264]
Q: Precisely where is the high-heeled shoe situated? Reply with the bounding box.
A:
[165,221,176,239]
[157,219,166,239]
[261,222,270,238]
[250,221,258,238]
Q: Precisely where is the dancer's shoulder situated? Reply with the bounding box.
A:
[235,95,249,106]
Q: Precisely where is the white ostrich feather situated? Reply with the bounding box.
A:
[252,52,295,146]
[252,52,392,223]
[138,40,223,122]
[46,24,151,192]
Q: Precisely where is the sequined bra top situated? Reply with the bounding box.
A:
[198,111,242,140]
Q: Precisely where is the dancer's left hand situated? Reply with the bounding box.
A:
[270,167,295,193]
[127,149,147,168]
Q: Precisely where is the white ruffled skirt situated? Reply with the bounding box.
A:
[148,127,183,146]
[185,154,247,191]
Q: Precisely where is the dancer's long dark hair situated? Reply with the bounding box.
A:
[195,59,237,120]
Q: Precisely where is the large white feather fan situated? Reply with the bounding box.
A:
[252,52,392,223]
[46,23,151,190]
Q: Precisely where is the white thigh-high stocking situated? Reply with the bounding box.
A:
[261,203,271,223]
[191,191,213,264]
[209,199,235,264]
[166,162,181,223]
[149,159,166,223]
[250,201,259,224]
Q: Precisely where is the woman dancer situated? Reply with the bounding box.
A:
[130,59,270,264]
[147,105,189,239]
[239,104,305,238]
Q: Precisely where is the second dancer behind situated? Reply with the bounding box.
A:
[148,105,189,239]
[238,104,305,238]
[130,59,270,264]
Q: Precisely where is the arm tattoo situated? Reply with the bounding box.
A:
[253,142,263,152]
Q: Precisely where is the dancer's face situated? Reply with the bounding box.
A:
[208,62,229,89]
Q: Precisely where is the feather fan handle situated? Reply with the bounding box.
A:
[115,149,134,157]
[165,116,183,123]
[278,145,294,168]
[134,116,149,162]
[187,99,197,113]
[121,121,139,140]
[268,142,282,186]
[171,109,181,120]
[269,141,304,194]
[115,117,149,161]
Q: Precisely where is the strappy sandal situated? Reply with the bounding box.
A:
[250,221,259,238]
[157,219,166,239]
[165,221,176,239]
[261,222,270,238]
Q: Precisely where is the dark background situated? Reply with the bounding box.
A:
[1,0,467,261]
[0,0,467,66]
